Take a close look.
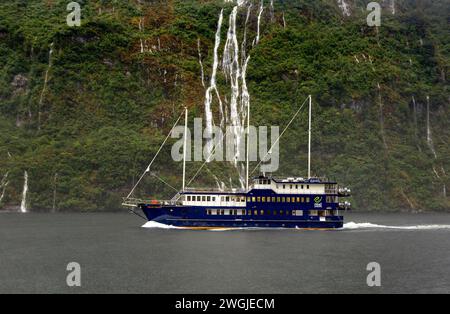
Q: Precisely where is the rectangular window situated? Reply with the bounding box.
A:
[295,185,298,189]
[301,197,305,203]
[301,185,304,189]
[254,210,258,215]
[226,196,230,202]
[295,210,303,216]
[273,210,277,216]
[267,210,271,215]
[307,185,310,189]
[287,198,290,203]
[262,197,266,202]
[283,185,286,189]
[202,196,206,202]
[252,197,256,202]
[306,197,310,203]
[187,196,191,201]
[277,197,281,202]
[257,197,261,202]
[296,197,300,203]
[280,210,284,215]
[247,210,252,216]
[260,210,264,215]
[212,197,216,202]
[197,196,201,201]
[282,197,286,202]
[207,196,211,202]
[247,197,251,202]
[310,210,318,216]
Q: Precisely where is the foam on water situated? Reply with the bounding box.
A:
[343,222,450,230]
[142,221,182,229]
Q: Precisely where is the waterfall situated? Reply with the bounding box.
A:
[0,172,8,203]
[52,173,58,212]
[411,96,422,152]
[223,6,242,166]
[390,0,396,15]
[38,42,54,130]
[204,10,224,159]
[20,171,28,213]
[269,0,274,22]
[412,96,418,137]
[202,0,266,188]
[442,166,447,198]
[426,96,437,159]
[197,38,206,88]
[377,83,388,150]
[253,0,264,46]
[139,17,145,53]
[241,3,252,66]
[337,0,351,17]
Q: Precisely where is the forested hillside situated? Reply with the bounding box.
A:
[0,0,448,212]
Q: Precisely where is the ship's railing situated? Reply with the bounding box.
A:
[183,187,246,193]
[270,176,331,183]
[122,197,183,207]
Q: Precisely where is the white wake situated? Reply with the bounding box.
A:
[142,221,182,229]
[142,221,450,231]
[343,222,450,230]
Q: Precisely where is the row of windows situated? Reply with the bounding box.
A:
[257,179,312,190]
[186,195,246,203]
[279,184,310,190]
[248,196,311,203]
[206,209,336,217]
[207,209,305,216]
[186,195,334,204]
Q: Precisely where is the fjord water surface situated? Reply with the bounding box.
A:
[0,212,449,293]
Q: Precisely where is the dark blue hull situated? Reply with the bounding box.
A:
[141,205,344,230]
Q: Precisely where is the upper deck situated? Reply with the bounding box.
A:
[181,176,341,207]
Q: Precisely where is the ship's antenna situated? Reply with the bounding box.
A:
[308,95,312,179]
[182,107,188,192]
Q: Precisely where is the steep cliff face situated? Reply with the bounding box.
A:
[0,0,448,211]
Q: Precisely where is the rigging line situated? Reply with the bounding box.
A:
[128,208,147,221]
[126,111,185,199]
[250,96,310,177]
[186,126,232,188]
[150,173,179,193]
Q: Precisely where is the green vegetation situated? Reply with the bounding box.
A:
[0,0,448,212]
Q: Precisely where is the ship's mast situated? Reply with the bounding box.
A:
[182,107,188,192]
[246,96,250,191]
[308,95,312,179]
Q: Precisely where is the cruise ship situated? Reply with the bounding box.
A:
[123,96,351,229]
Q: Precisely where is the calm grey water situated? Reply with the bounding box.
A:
[0,212,449,294]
